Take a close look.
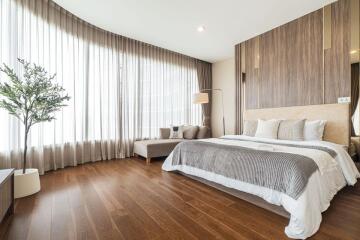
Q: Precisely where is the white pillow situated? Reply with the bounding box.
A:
[169,125,184,139]
[304,120,326,141]
[255,119,281,139]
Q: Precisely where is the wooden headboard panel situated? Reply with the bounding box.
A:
[243,103,350,146]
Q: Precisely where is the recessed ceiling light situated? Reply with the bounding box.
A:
[197,26,205,32]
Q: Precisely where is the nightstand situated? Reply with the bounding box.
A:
[0,169,15,223]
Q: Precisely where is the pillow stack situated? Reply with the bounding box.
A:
[243,119,326,141]
[159,125,209,140]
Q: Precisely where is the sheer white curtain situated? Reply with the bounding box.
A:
[0,0,202,173]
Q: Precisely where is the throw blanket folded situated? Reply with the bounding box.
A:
[171,140,322,199]
[221,137,337,158]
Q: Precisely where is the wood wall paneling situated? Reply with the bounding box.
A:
[324,0,351,104]
[244,9,324,109]
[235,0,352,111]
[244,37,260,109]
[324,5,332,50]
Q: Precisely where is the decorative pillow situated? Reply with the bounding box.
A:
[183,125,199,139]
[197,126,209,139]
[243,120,258,137]
[304,120,327,141]
[169,125,184,139]
[278,119,306,141]
[255,119,281,139]
[159,128,170,139]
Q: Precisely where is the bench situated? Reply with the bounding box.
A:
[133,139,187,164]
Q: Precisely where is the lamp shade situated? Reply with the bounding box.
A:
[192,92,209,104]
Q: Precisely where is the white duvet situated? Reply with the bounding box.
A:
[162,135,360,239]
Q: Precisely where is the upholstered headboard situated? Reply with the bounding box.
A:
[243,103,350,146]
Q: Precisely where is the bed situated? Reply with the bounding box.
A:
[162,103,360,239]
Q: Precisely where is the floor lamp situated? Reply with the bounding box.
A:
[193,89,225,136]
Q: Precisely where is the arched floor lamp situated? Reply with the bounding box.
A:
[193,89,225,136]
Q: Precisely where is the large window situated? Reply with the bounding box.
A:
[0,0,202,172]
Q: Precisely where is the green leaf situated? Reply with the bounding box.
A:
[0,59,70,127]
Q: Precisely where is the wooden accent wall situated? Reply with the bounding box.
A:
[324,0,351,103]
[235,0,352,110]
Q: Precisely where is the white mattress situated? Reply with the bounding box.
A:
[162,135,360,239]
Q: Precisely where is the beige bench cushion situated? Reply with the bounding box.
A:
[134,139,185,158]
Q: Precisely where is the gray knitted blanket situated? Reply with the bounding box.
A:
[170,139,335,199]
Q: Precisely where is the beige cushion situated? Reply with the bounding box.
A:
[255,119,281,139]
[243,120,258,137]
[197,126,209,139]
[183,126,199,139]
[133,139,185,158]
[278,119,305,141]
[159,128,170,139]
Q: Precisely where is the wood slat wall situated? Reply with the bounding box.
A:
[235,0,352,111]
[324,0,351,103]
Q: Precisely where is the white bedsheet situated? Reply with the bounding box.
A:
[162,135,360,239]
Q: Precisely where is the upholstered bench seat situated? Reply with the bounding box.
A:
[133,139,186,164]
[134,125,209,164]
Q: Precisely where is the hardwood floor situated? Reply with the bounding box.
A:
[0,158,359,240]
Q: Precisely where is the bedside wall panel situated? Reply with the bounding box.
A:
[235,0,352,112]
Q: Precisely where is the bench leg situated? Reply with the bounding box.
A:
[146,157,151,164]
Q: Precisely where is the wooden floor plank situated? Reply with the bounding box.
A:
[119,161,283,238]
[96,161,198,240]
[75,173,124,240]
[24,174,53,240]
[0,158,359,240]
[2,192,36,240]
[51,171,77,240]
[67,169,100,240]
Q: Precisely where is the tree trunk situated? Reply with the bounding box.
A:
[22,114,29,174]
[23,128,28,174]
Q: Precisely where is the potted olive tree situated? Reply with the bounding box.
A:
[0,59,70,198]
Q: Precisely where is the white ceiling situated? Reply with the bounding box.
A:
[53,0,336,63]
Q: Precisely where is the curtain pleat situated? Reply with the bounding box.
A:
[351,63,360,136]
[195,60,212,131]
[0,0,204,174]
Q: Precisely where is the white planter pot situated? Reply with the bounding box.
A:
[14,168,41,199]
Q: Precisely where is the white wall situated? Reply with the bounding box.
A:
[211,57,235,137]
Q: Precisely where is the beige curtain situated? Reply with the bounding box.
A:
[351,63,360,136]
[0,0,202,173]
[195,60,212,131]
